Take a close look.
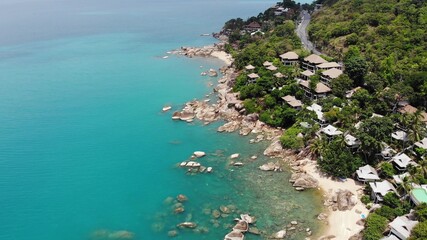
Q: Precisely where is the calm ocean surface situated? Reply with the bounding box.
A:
[0,0,321,239]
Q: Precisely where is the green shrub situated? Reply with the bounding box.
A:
[363,213,387,240]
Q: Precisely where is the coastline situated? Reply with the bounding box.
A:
[176,43,367,239]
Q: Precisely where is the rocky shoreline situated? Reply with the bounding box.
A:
[170,44,365,239]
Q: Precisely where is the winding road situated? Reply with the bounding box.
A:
[296,10,321,55]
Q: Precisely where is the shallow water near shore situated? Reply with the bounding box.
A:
[0,0,323,239]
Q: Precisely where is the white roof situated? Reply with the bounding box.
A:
[304,54,328,64]
[307,103,324,121]
[356,165,380,181]
[247,73,260,79]
[393,172,410,185]
[321,125,343,136]
[245,64,255,70]
[317,62,341,69]
[392,131,408,141]
[354,121,362,129]
[369,180,397,197]
[274,72,284,78]
[263,61,272,67]
[415,137,427,150]
[380,235,401,240]
[301,69,315,77]
[345,134,361,146]
[322,68,343,79]
[389,216,418,239]
[266,65,278,71]
[280,51,299,60]
[392,153,415,169]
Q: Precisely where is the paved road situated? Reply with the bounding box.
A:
[296,10,321,55]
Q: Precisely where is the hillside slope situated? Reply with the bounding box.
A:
[309,0,427,107]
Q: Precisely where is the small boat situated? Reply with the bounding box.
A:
[162,56,169,59]
[200,33,210,36]
[162,106,172,112]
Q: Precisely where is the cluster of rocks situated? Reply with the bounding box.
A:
[289,172,319,191]
[178,151,213,174]
[323,189,358,211]
[258,162,282,172]
[176,43,226,58]
[224,214,257,240]
[90,229,134,239]
[271,221,313,239]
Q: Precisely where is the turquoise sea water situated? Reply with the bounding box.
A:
[0,1,321,240]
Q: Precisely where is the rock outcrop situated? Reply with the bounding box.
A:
[289,172,319,189]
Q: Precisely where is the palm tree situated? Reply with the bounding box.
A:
[407,110,426,143]
[310,138,325,158]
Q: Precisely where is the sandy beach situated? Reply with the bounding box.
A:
[211,50,233,66]
[304,161,368,239]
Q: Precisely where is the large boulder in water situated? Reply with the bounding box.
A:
[290,173,319,189]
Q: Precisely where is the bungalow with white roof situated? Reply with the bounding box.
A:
[302,54,328,71]
[415,137,427,150]
[245,64,255,71]
[263,61,272,67]
[244,22,261,32]
[281,95,302,110]
[280,51,299,66]
[247,73,260,84]
[316,62,342,71]
[356,165,380,182]
[274,72,284,78]
[392,130,409,142]
[321,125,343,138]
[300,70,314,80]
[393,172,410,185]
[266,65,277,71]
[298,80,331,100]
[385,215,418,240]
[391,153,416,172]
[345,134,361,148]
[307,103,326,125]
[369,180,398,203]
[320,68,343,86]
[380,143,397,160]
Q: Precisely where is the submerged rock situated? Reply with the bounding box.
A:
[177,222,197,229]
[224,230,244,240]
[272,230,286,239]
[259,162,281,171]
[177,194,188,202]
[193,151,206,158]
[168,230,178,237]
[230,153,240,159]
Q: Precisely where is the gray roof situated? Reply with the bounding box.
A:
[389,216,418,239]
[247,73,260,79]
[392,131,408,141]
[345,134,361,146]
[266,65,278,71]
[245,64,255,70]
[415,137,427,150]
[392,153,416,169]
[321,125,343,136]
[317,62,341,69]
[356,165,380,181]
[263,61,272,67]
[369,180,397,197]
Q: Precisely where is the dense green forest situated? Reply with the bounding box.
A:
[309,0,427,107]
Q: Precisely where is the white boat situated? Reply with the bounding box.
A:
[162,106,172,112]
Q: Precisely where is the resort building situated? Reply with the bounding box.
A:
[298,80,331,99]
[369,180,398,203]
[398,104,427,124]
[280,51,299,66]
[392,130,409,142]
[345,87,362,99]
[410,188,427,206]
[244,22,261,32]
[281,95,302,110]
[266,65,277,71]
[391,153,416,172]
[273,72,284,78]
[344,134,361,148]
[380,143,397,160]
[302,54,328,72]
[300,70,314,80]
[383,215,419,240]
[320,68,343,86]
[307,103,326,125]
[247,73,260,84]
[356,165,380,182]
[316,62,342,71]
[415,137,427,150]
[393,172,410,185]
[263,61,273,67]
[321,125,343,138]
[245,64,255,71]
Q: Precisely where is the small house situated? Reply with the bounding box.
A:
[369,180,398,203]
[300,70,314,80]
[391,153,416,172]
[280,51,299,66]
[415,137,427,150]
[299,80,331,99]
[281,95,302,110]
[247,73,260,84]
[345,134,361,148]
[321,125,343,138]
[273,72,284,78]
[316,62,342,71]
[245,22,261,32]
[387,215,418,240]
[380,143,397,160]
[302,54,328,72]
[356,165,380,182]
[392,130,408,142]
[307,103,326,125]
[263,61,272,67]
[245,64,255,71]
[266,65,278,71]
[320,68,343,86]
